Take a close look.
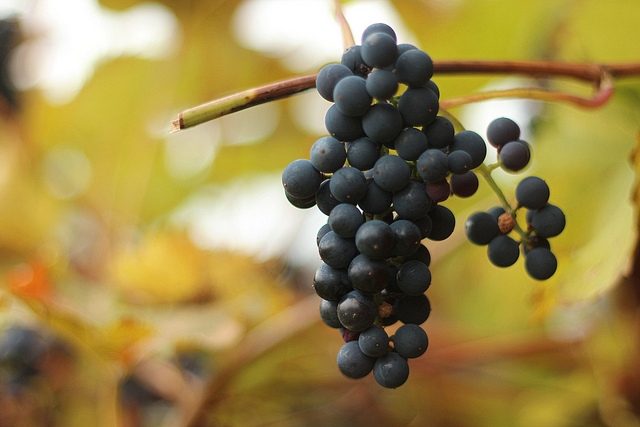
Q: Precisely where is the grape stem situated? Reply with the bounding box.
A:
[171,62,635,132]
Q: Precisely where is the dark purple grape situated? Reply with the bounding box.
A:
[319,299,342,328]
[337,290,378,331]
[390,219,421,257]
[348,254,390,294]
[358,179,392,215]
[316,63,353,102]
[330,166,367,204]
[465,211,499,245]
[515,176,550,209]
[325,104,365,141]
[372,154,411,192]
[361,32,397,69]
[398,87,439,127]
[341,45,368,77]
[487,235,520,267]
[365,69,398,100]
[346,137,380,171]
[530,203,565,238]
[427,205,455,241]
[313,263,352,301]
[417,149,449,183]
[422,116,454,149]
[318,231,359,269]
[282,159,323,199]
[333,76,372,117]
[336,341,375,379]
[394,127,429,161]
[487,117,520,148]
[425,179,450,203]
[362,102,403,143]
[499,140,531,172]
[392,324,428,358]
[395,294,431,325]
[395,49,433,87]
[358,325,390,357]
[450,171,479,198]
[449,130,487,169]
[392,180,432,221]
[354,219,394,259]
[524,247,557,280]
[361,23,397,43]
[329,203,364,238]
[447,150,473,174]
[397,260,431,296]
[373,352,409,388]
[309,136,346,173]
[315,179,339,215]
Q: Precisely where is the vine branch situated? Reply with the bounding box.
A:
[170,61,640,132]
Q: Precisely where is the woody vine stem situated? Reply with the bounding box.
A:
[170,60,635,132]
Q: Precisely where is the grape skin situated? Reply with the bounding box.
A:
[393,324,429,358]
[361,32,397,69]
[328,203,364,238]
[337,341,375,379]
[524,247,558,280]
[499,140,531,172]
[329,166,367,204]
[316,63,353,102]
[333,75,372,117]
[422,116,454,149]
[487,117,520,148]
[530,203,565,238]
[365,69,398,101]
[398,87,439,126]
[358,326,390,357]
[362,102,403,143]
[450,171,479,198]
[337,290,378,331]
[427,205,456,241]
[395,49,434,88]
[397,260,431,296]
[392,180,432,221]
[324,104,365,141]
[373,352,410,388]
[282,159,323,199]
[465,212,499,245]
[515,176,550,210]
[449,130,487,169]
[318,231,359,269]
[348,254,390,294]
[487,234,520,267]
[346,137,380,171]
[372,154,411,192]
[309,136,346,173]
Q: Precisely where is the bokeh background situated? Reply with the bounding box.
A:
[0,0,640,426]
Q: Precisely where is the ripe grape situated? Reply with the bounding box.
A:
[336,341,375,379]
[333,75,372,117]
[487,234,520,267]
[328,203,364,238]
[524,247,558,280]
[329,166,367,204]
[365,69,398,100]
[487,117,520,148]
[465,211,499,245]
[373,352,409,388]
[530,203,566,238]
[309,136,346,173]
[516,176,550,210]
[398,87,439,126]
[362,102,403,143]
[358,326,390,357]
[372,154,411,192]
[395,49,434,87]
[393,324,429,358]
[500,140,531,172]
[337,290,378,331]
[282,159,323,199]
[361,32,397,69]
[316,63,353,102]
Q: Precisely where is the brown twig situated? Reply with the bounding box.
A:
[170,61,640,132]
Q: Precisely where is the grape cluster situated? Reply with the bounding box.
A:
[282,23,562,387]
[465,118,565,280]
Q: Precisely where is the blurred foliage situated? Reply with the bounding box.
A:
[0,0,639,426]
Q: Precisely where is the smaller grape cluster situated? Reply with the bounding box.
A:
[464,118,565,280]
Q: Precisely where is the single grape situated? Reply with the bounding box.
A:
[354,219,395,259]
[310,136,346,173]
[499,140,531,172]
[362,102,403,143]
[392,324,429,358]
[524,247,557,280]
[395,49,434,87]
[395,294,431,325]
[417,149,449,183]
[372,154,411,192]
[358,325,390,357]
[427,205,456,241]
[315,179,339,215]
[449,130,487,169]
[361,32,397,69]
[398,87,439,127]
[282,159,323,199]
[487,117,520,148]
[346,137,380,171]
[394,127,429,161]
[336,341,375,379]
[361,23,397,43]
[425,80,440,99]
[515,176,550,209]
[319,299,342,328]
[285,191,316,209]
[365,69,398,100]
[373,352,410,388]
[412,217,433,241]
[425,179,450,203]
[318,231,359,269]
[447,150,473,175]
[330,166,367,204]
[422,116,454,150]
[316,223,332,246]
[324,104,365,141]
[487,235,520,267]
[341,45,368,77]
[358,179,392,215]
[313,263,351,301]
[389,219,422,257]
[405,243,431,266]
[397,260,431,296]
[465,211,499,245]
[316,63,353,102]
[328,203,364,238]
[392,180,432,221]
[530,203,565,238]
[333,75,372,117]
[337,290,378,331]
[348,254,390,294]
[450,171,479,198]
